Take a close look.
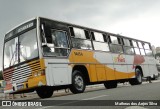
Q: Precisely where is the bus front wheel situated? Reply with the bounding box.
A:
[70,70,86,94]
[36,86,54,98]
[129,68,142,85]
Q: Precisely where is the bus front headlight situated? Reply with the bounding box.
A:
[34,72,38,77]
[34,70,45,77]
[38,71,42,76]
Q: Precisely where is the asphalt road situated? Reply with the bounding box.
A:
[1,79,160,109]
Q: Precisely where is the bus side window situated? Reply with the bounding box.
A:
[73,27,86,39]
[123,38,135,55]
[69,27,75,37]
[42,29,69,57]
[123,38,131,46]
[137,41,146,55]
[70,27,92,50]
[43,26,52,43]
[143,43,150,49]
[91,32,95,40]
[132,40,138,47]
[94,32,104,42]
[117,37,122,45]
[140,49,145,55]
[92,32,109,51]
[134,48,140,55]
[129,40,133,46]
[103,34,107,42]
[144,43,153,56]
[123,46,135,55]
[108,35,111,44]
[110,35,123,53]
[138,41,143,49]
[84,30,90,39]
[110,35,118,44]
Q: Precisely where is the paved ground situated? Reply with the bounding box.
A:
[0,79,160,109]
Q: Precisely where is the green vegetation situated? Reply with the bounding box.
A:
[0,71,3,80]
[155,53,160,58]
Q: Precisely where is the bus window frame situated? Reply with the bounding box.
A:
[143,43,153,57]
[122,38,135,55]
[70,27,88,39]
[41,28,70,57]
[69,26,93,50]
[91,31,110,52]
[109,35,124,53]
[92,31,104,42]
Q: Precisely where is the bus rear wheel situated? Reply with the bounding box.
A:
[70,70,86,94]
[104,81,117,89]
[36,86,54,98]
[129,68,142,85]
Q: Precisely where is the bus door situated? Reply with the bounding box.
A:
[42,28,71,86]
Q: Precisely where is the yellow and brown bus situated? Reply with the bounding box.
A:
[2,17,158,98]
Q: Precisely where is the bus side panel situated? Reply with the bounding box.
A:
[141,56,150,77]
[112,54,128,79]
[105,65,115,80]
[89,64,98,82]
[69,49,98,82]
[45,59,72,86]
[69,50,137,82]
[96,64,106,81]
[147,57,158,77]
[94,52,115,80]
[125,55,136,78]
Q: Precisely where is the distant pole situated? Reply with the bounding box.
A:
[152,45,156,56]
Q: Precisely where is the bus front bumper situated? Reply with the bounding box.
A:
[4,75,46,94]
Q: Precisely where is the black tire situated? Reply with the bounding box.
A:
[36,86,53,99]
[151,74,156,80]
[70,70,86,94]
[129,68,142,85]
[104,81,117,89]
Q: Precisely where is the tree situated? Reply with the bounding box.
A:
[155,53,160,58]
[0,71,3,80]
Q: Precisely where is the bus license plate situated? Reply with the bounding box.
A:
[17,85,24,90]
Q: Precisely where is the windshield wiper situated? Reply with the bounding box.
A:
[9,42,28,67]
[19,43,28,61]
[9,43,18,67]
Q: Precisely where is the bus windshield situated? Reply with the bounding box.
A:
[3,28,38,69]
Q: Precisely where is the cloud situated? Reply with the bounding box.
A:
[0,0,160,70]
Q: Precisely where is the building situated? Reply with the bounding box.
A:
[156,47,160,53]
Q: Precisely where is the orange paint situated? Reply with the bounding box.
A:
[69,50,135,82]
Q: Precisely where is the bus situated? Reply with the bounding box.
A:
[2,17,158,98]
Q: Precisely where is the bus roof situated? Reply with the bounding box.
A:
[5,16,150,44]
[39,16,150,44]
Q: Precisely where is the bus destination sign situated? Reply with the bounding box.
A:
[5,19,36,40]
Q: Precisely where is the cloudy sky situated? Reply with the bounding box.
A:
[0,0,160,70]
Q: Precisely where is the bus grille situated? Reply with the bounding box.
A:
[3,60,41,83]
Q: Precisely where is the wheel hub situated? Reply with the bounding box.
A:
[136,70,142,83]
[74,75,84,90]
